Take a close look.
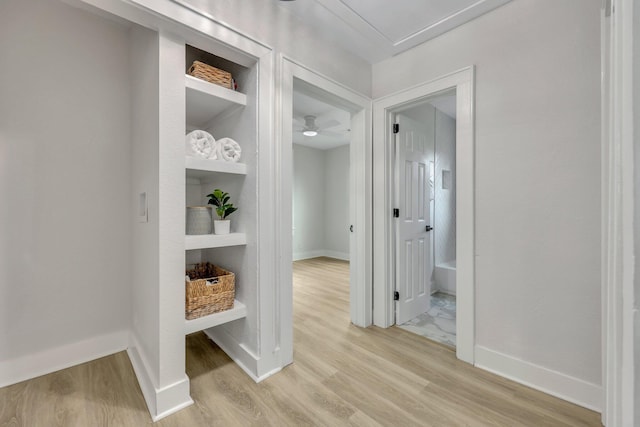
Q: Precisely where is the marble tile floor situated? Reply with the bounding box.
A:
[397,292,456,348]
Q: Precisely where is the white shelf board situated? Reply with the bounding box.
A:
[185,75,246,127]
[185,233,247,250]
[185,157,247,181]
[184,300,246,335]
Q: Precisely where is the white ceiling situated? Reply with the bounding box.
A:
[278,0,512,63]
[292,91,455,151]
[293,90,351,150]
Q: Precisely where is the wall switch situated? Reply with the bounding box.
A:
[139,192,148,223]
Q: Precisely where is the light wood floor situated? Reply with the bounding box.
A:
[0,257,601,426]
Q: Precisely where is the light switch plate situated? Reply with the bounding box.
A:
[139,192,148,223]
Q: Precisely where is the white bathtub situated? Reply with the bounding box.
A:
[434,260,456,295]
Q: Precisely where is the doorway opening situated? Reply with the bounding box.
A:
[393,92,458,349]
[278,57,372,366]
[291,86,353,328]
[292,89,351,263]
[372,67,475,364]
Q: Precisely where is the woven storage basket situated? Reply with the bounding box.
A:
[185,263,235,320]
[188,60,232,89]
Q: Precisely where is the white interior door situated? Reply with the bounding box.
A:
[395,113,433,325]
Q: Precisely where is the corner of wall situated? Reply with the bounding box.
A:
[202,328,257,378]
[0,330,129,389]
[127,333,193,421]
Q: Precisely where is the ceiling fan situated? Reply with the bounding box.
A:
[294,115,347,137]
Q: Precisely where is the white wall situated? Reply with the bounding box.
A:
[434,110,456,267]
[293,145,326,259]
[0,0,131,385]
[293,144,350,260]
[179,0,371,97]
[324,145,350,260]
[373,0,602,407]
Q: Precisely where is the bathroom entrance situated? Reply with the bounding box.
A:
[393,92,458,348]
[373,66,474,363]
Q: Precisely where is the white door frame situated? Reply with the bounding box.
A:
[601,0,636,425]
[373,67,476,364]
[278,56,373,365]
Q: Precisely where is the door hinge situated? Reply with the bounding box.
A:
[393,123,399,134]
[394,291,399,301]
[393,208,399,218]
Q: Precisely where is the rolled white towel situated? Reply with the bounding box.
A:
[185,130,215,158]
[216,137,242,162]
[208,143,222,160]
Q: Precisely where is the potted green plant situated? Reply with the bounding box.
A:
[206,189,238,235]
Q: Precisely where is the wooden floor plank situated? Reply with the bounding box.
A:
[0,257,601,426]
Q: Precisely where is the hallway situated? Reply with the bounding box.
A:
[0,257,600,426]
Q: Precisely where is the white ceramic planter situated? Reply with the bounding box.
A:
[186,206,213,235]
[214,219,230,235]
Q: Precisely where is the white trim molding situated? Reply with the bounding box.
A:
[372,67,476,364]
[476,346,602,412]
[601,0,637,425]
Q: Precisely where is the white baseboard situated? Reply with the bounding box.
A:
[293,249,350,261]
[203,328,281,383]
[293,250,325,261]
[0,329,128,388]
[153,377,193,421]
[127,334,193,422]
[323,250,350,261]
[475,346,602,412]
[126,341,158,418]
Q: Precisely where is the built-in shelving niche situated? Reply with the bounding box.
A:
[185,45,250,131]
[184,43,257,336]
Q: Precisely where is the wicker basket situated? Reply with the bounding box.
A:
[188,60,232,89]
[185,263,235,320]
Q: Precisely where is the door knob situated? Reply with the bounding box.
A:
[425,225,433,232]
[350,225,354,232]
